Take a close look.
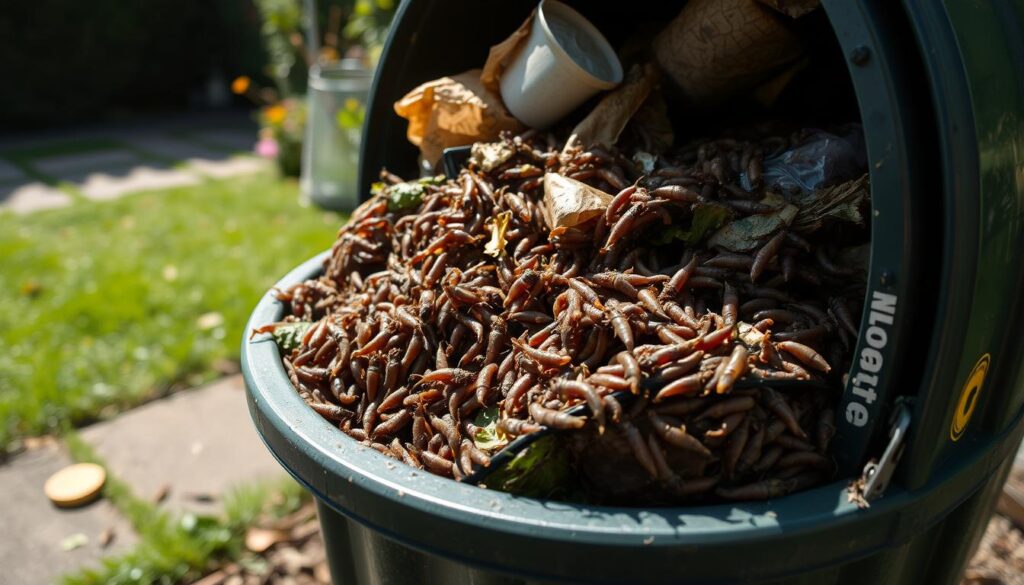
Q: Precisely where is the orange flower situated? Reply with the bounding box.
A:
[264,105,287,125]
[231,76,251,95]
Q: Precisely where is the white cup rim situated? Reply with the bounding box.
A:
[536,0,623,89]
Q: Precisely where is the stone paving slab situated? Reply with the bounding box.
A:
[0,442,137,585]
[33,149,143,178]
[122,134,230,163]
[187,156,271,180]
[79,375,284,515]
[0,110,257,153]
[0,181,73,214]
[188,128,258,153]
[68,163,202,201]
[0,158,28,182]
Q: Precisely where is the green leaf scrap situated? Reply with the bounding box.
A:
[269,321,313,353]
[708,198,799,252]
[384,176,444,212]
[649,203,731,246]
[472,407,507,451]
[485,435,571,499]
[385,182,426,212]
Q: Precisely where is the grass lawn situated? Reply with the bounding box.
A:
[0,172,341,449]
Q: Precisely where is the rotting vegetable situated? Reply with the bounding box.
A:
[254,128,869,505]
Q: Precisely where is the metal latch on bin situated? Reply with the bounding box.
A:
[860,401,913,501]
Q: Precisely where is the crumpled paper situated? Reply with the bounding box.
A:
[470,141,517,173]
[563,63,661,155]
[394,69,523,167]
[543,173,613,230]
[738,321,767,348]
[480,11,536,94]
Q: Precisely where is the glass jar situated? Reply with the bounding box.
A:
[300,60,373,211]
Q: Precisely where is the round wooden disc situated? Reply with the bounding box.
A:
[44,463,106,508]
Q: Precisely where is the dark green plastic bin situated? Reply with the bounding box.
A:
[243,0,1024,583]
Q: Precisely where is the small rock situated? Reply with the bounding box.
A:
[197,312,224,330]
[162,265,179,282]
[191,569,228,585]
[245,527,289,553]
[44,463,106,508]
[60,533,89,551]
[22,436,58,451]
[184,491,217,503]
[151,483,171,504]
[276,546,313,574]
[98,527,115,549]
[314,562,331,584]
[289,520,320,543]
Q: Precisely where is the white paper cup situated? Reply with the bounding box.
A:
[499,0,623,129]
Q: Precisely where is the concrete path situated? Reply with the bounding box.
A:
[0,375,285,583]
[0,182,72,214]
[0,441,136,585]
[1,366,1023,583]
[0,110,271,214]
[79,375,284,516]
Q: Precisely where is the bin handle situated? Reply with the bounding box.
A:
[857,399,913,504]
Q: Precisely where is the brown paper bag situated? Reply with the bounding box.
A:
[653,0,804,105]
[394,69,524,167]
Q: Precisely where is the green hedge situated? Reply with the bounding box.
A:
[0,0,266,128]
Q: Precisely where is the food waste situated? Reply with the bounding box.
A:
[256,128,869,504]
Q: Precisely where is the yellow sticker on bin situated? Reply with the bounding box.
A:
[950,353,990,441]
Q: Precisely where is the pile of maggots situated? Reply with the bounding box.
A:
[257,130,869,504]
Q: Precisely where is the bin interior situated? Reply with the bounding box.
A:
[360,0,899,484]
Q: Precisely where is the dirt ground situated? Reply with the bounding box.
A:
[963,515,1024,585]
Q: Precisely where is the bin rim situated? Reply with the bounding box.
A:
[243,252,1024,579]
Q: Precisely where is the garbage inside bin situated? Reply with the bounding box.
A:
[259,114,870,503]
[492,0,623,128]
[254,0,882,505]
[653,0,810,105]
[394,70,522,169]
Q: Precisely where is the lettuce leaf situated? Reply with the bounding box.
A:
[485,435,571,499]
[269,321,312,352]
[648,203,731,246]
[472,407,506,451]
